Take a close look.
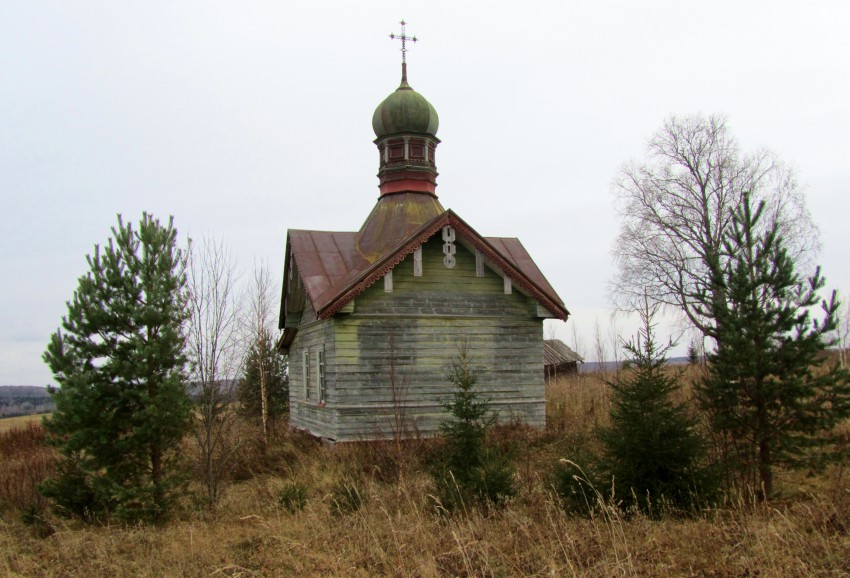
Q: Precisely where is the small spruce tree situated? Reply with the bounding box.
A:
[432,342,516,511]
[599,298,712,515]
[42,214,192,523]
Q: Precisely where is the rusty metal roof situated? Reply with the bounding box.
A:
[280,206,569,328]
[358,192,445,260]
[486,237,562,307]
[287,230,367,305]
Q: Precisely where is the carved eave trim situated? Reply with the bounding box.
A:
[317,210,569,321]
[446,212,569,322]
[317,214,450,319]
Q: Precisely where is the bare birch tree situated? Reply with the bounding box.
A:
[186,238,243,505]
[569,319,585,361]
[243,263,280,445]
[611,113,819,339]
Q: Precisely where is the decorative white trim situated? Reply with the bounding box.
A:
[413,246,423,277]
[475,249,484,277]
[504,276,512,294]
[442,226,456,269]
[384,270,393,292]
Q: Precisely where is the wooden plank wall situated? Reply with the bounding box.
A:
[288,299,337,439]
[326,235,546,441]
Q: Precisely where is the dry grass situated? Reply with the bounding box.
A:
[1,375,849,577]
[0,413,47,433]
[0,421,56,520]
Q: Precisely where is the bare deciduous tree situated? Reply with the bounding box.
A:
[386,332,411,450]
[186,238,243,505]
[244,263,279,445]
[592,316,608,371]
[607,314,623,378]
[569,319,584,362]
[611,113,819,339]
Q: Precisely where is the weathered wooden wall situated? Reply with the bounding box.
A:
[289,234,546,441]
[288,300,338,439]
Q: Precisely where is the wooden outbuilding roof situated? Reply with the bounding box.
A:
[543,339,584,366]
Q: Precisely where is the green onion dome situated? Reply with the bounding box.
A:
[372,70,439,139]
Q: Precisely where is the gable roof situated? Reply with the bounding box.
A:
[286,230,367,307]
[544,339,584,366]
[280,209,569,327]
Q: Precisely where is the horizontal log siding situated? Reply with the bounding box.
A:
[288,318,336,439]
[328,236,545,441]
[298,298,317,325]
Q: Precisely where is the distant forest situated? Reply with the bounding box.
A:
[0,381,239,418]
[0,386,54,418]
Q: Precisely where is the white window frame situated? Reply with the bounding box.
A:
[303,350,311,401]
[317,349,326,404]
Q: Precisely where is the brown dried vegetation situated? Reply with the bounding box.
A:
[1,374,849,577]
[0,421,56,517]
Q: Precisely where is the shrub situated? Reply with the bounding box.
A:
[278,481,308,513]
[40,455,109,522]
[551,448,606,518]
[330,479,363,515]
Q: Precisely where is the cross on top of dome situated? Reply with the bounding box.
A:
[389,20,417,65]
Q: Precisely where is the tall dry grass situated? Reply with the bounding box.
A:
[0,421,56,517]
[0,373,848,577]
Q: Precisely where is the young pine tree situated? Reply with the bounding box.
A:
[695,195,850,498]
[42,214,192,523]
[599,299,712,515]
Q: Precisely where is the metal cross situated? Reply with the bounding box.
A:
[389,20,417,64]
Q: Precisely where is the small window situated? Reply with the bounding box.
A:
[317,349,326,404]
[303,350,311,401]
[504,276,512,294]
[384,270,393,292]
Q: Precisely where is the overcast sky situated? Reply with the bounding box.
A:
[2,1,848,385]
